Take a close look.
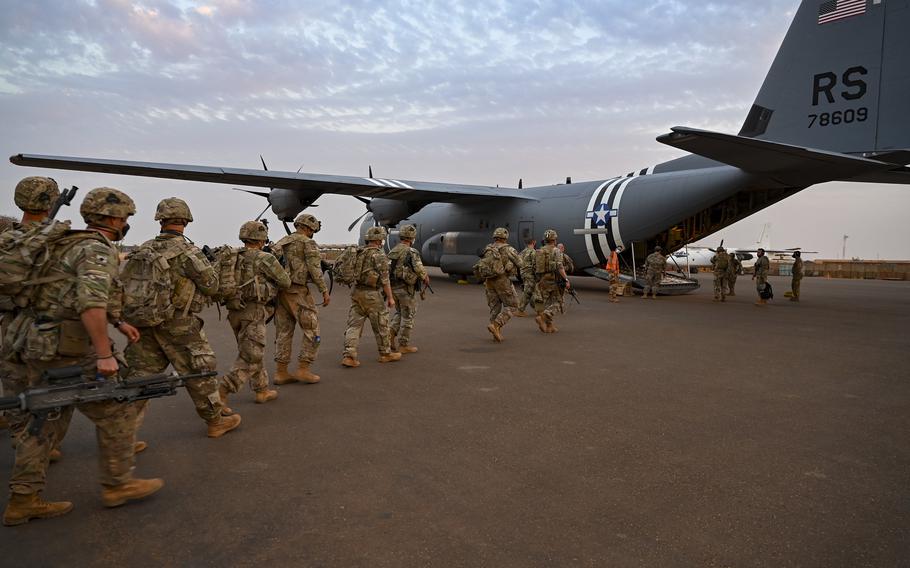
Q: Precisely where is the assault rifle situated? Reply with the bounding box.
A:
[48,185,79,220]
[556,274,580,304]
[405,252,434,300]
[0,367,217,435]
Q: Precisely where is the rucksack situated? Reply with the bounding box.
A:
[121,242,187,327]
[714,253,729,271]
[0,220,73,311]
[759,282,774,300]
[473,245,508,280]
[211,246,241,306]
[332,245,361,286]
[534,247,557,276]
[389,248,419,286]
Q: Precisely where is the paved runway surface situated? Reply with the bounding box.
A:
[2,271,908,567]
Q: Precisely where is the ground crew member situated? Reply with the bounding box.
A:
[533,229,570,334]
[272,213,330,384]
[218,221,291,415]
[642,246,666,298]
[4,187,161,526]
[478,227,523,342]
[606,245,623,303]
[1,178,66,454]
[515,238,537,316]
[124,198,241,439]
[727,252,741,296]
[341,226,400,366]
[388,224,429,353]
[790,251,803,302]
[711,246,730,302]
[752,247,771,306]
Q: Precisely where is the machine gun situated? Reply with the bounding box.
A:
[48,186,79,220]
[0,367,217,435]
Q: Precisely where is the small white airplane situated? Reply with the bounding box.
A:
[666,224,814,273]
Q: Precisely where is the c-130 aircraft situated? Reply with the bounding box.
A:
[10,0,910,294]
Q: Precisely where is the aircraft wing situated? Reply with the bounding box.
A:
[9,153,534,203]
[735,248,818,254]
[657,127,910,187]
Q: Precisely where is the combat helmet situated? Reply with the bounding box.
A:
[543,229,558,242]
[365,226,387,242]
[80,187,137,220]
[294,213,321,232]
[492,227,509,240]
[14,176,60,212]
[654,245,663,252]
[154,197,193,223]
[239,220,268,242]
[399,224,417,240]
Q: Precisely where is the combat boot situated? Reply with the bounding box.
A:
[255,389,278,404]
[390,329,399,352]
[219,384,234,416]
[3,493,73,526]
[292,364,320,384]
[487,323,504,342]
[514,310,527,318]
[134,441,148,454]
[341,356,361,368]
[547,321,558,333]
[207,414,242,438]
[49,448,62,463]
[378,352,402,363]
[101,478,164,508]
[274,362,295,385]
[534,315,548,334]
[399,345,418,354]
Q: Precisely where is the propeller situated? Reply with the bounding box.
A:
[347,195,374,232]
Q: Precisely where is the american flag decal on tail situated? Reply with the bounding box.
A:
[818,0,867,24]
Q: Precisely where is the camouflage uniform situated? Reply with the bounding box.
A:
[754,255,770,295]
[790,256,804,301]
[221,248,291,395]
[482,242,522,328]
[516,245,537,313]
[343,246,393,359]
[6,189,141,499]
[557,249,576,312]
[642,250,666,297]
[388,239,428,349]
[534,242,566,327]
[711,249,730,302]
[272,232,327,366]
[726,254,741,296]
[124,233,223,423]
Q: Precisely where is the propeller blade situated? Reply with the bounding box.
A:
[232,188,271,198]
[348,210,370,232]
[566,176,572,184]
[354,196,371,205]
[253,203,271,221]
[260,155,268,171]
[369,165,373,178]
[296,164,304,174]
[283,221,292,235]
[518,178,523,189]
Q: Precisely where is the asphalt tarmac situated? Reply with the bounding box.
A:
[1,271,908,567]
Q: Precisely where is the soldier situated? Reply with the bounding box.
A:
[515,238,537,316]
[790,251,804,302]
[642,246,666,299]
[1,178,66,456]
[123,198,241,438]
[3,187,162,526]
[556,243,576,313]
[727,252,741,296]
[752,247,771,306]
[388,224,430,354]
[533,229,570,333]
[710,246,730,302]
[477,227,523,342]
[218,221,291,415]
[605,245,623,303]
[272,213,330,384]
[341,226,400,366]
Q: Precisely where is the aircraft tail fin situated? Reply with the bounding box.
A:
[739,0,910,155]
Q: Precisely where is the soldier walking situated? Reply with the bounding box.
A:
[533,229,570,334]
[341,226,400,366]
[123,198,241,439]
[475,227,523,342]
[790,251,804,302]
[752,248,771,306]
[711,246,730,302]
[218,221,291,415]
[642,246,666,298]
[606,245,623,303]
[4,187,161,526]
[271,213,331,384]
[727,252,741,296]
[387,224,429,354]
[515,238,537,316]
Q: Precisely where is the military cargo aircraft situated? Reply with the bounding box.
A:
[10,0,910,294]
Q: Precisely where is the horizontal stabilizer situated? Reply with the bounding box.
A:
[657,127,910,187]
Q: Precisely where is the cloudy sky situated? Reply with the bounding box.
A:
[1,0,907,259]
